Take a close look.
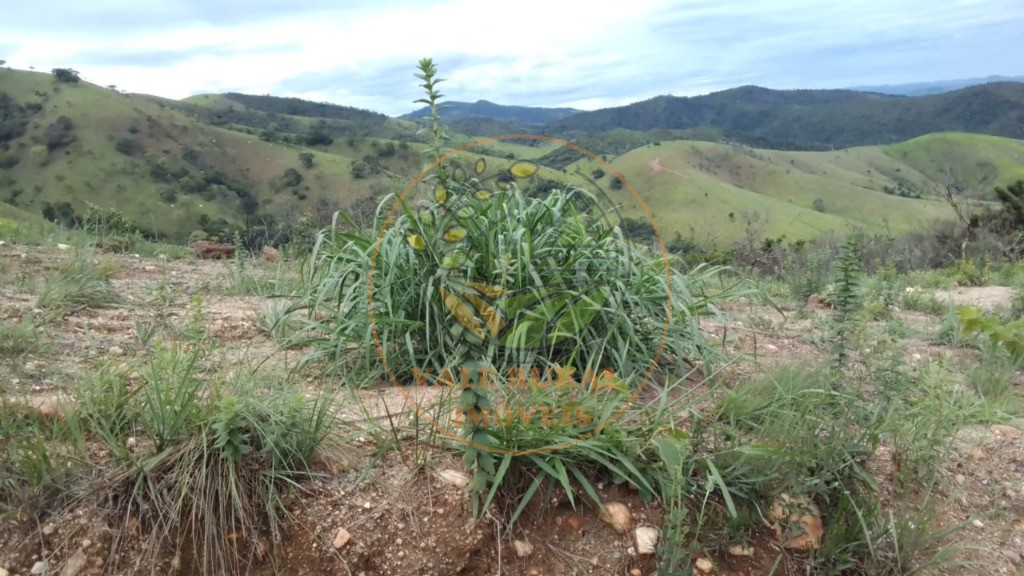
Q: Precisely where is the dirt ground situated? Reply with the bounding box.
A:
[1,245,1022,575]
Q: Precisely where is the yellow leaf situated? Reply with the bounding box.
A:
[406,234,427,251]
[435,186,448,203]
[466,281,505,299]
[443,227,467,242]
[509,161,538,178]
[475,158,487,174]
[475,190,492,200]
[463,291,506,337]
[440,286,485,339]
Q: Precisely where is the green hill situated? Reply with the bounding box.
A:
[3,67,1023,250]
[581,134,1023,244]
[547,83,1024,150]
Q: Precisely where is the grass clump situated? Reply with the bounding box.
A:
[0,317,44,358]
[72,346,341,575]
[36,249,120,313]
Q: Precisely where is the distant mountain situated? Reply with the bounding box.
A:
[401,100,581,125]
[848,75,1024,96]
[544,83,1024,150]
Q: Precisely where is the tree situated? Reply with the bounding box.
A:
[941,167,975,260]
[0,60,6,67]
[994,179,1024,229]
[52,68,81,83]
[298,152,314,169]
[812,198,826,212]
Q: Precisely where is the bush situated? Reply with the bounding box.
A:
[44,115,76,151]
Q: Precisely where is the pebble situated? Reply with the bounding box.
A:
[728,544,754,556]
[62,549,88,576]
[599,502,632,533]
[332,527,351,549]
[955,474,967,485]
[31,560,48,574]
[513,540,533,557]
[0,567,8,576]
[972,519,985,528]
[695,557,713,573]
[109,346,124,356]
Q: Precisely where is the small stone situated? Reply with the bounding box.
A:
[62,549,88,576]
[81,539,91,548]
[143,265,157,272]
[764,344,779,352]
[769,493,824,550]
[599,502,632,534]
[437,469,470,488]
[362,501,371,509]
[728,544,754,556]
[954,474,966,485]
[109,346,124,356]
[991,425,1021,440]
[971,519,984,528]
[513,540,533,557]
[635,525,659,555]
[333,527,351,549]
[43,523,56,535]
[695,557,713,573]
[630,569,643,576]
[32,560,48,574]
[126,437,138,452]
[57,243,70,250]
[0,567,9,576]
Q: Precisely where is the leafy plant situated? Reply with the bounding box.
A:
[830,234,864,370]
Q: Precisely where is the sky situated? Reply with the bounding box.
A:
[2,0,1023,116]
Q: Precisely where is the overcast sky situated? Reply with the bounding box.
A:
[2,0,1022,116]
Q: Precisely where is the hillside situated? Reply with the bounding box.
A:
[546,83,1024,150]
[401,99,580,125]
[4,67,1024,249]
[582,133,1024,244]
[0,69,589,245]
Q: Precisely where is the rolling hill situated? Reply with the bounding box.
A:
[848,75,1024,96]
[401,100,580,125]
[546,83,1024,150]
[3,67,1024,249]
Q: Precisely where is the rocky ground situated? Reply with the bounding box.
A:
[0,244,1022,575]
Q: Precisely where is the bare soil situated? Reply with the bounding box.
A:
[1,245,1022,575]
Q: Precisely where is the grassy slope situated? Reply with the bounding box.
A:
[4,69,1022,247]
[884,132,1024,193]
[571,134,1022,244]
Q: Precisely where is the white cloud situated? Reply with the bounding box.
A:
[2,0,1021,115]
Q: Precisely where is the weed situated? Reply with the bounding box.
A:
[830,234,864,370]
[36,249,120,314]
[0,317,43,358]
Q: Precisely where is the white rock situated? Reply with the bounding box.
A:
[332,527,351,549]
[62,549,88,576]
[31,560,48,574]
[972,519,984,528]
[57,243,70,250]
[437,469,470,488]
[599,502,632,534]
[635,525,659,554]
[695,557,713,573]
[728,544,754,556]
[0,566,9,576]
[513,540,533,557]
[109,346,124,356]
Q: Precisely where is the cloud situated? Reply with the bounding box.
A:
[1,0,1022,115]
